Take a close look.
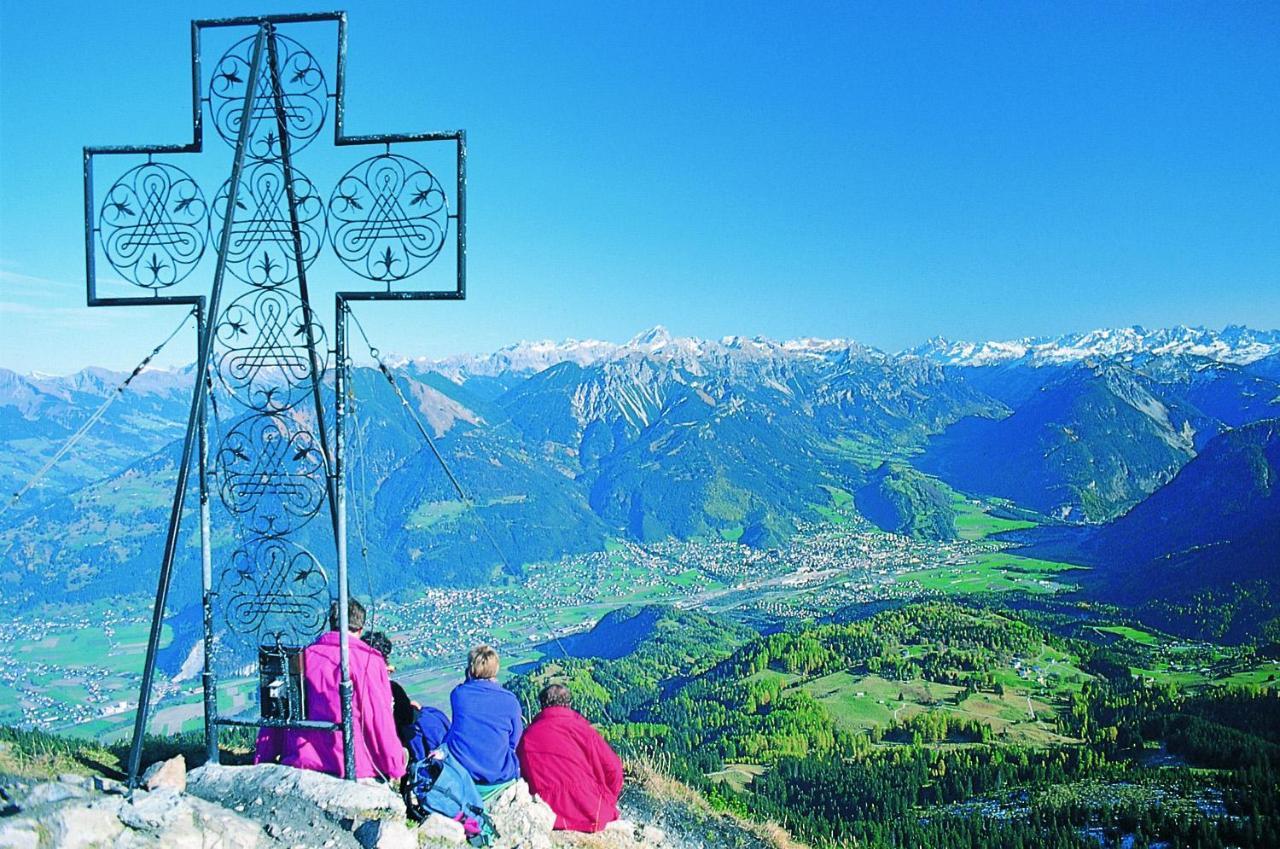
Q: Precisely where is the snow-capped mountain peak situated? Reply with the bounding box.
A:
[908,325,1280,367]
[389,324,1280,383]
[628,325,674,349]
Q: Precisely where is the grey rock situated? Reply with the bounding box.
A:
[0,817,40,849]
[354,818,418,849]
[118,787,187,832]
[486,780,556,849]
[189,764,402,825]
[21,780,87,808]
[183,795,269,849]
[91,776,124,795]
[46,799,125,849]
[140,754,187,793]
[416,813,466,846]
[641,824,666,845]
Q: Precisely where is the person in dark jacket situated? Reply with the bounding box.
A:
[363,630,451,750]
[443,644,523,785]
[517,684,624,832]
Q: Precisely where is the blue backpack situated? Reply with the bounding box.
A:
[400,710,496,845]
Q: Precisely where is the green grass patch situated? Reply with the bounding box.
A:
[8,624,172,677]
[800,672,903,732]
[406,500,467,530]
[949,491,1037,541]
[1131,666,1210,689]
[806,671,1074,746]
[1216,662,1280,690]
[903,552,1082,595]
[706,762,764,793]
[671,570,702,587]
[812,504,853,525]
[1094,625,1162,647]
[745,668,801,688]
[820,485,854,509]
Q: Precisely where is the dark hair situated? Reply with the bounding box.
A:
[329,597,367,633]
[364,630,393,661]
[539,684,572,709]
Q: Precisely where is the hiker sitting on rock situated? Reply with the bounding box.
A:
[516,684,624,832]
[255,598,406,781]
[444,644,523,789]
[364,630,451,751]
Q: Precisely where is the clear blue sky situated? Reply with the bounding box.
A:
[1,0,1277,374]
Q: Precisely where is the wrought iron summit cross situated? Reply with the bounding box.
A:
[82,12,466,785]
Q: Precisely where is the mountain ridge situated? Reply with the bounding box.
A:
[12,323,1279,386]
[909,324,1280,367]
[4,323,1279,606]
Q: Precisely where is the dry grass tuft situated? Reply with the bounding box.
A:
[625,757,812,849]
[751,820,812,849]
[629,758,713,813]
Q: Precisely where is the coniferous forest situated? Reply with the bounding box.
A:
[510,602,1280,849]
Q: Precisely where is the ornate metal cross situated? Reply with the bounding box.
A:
[83,12,466,784]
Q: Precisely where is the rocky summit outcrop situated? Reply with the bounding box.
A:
[186,762,408,848]
[0,771,268,849]
[0,760,721,849]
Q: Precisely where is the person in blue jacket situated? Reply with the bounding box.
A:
[444,644,524,786]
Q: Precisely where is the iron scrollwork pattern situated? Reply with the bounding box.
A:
[98,162,209,289]
[218,538,329,644]
[213,287,328,412]
[209,32,328,160]
[329,153,449,283]
[207,27,332,650]
[213,160,326,288]
[215,412,327,539]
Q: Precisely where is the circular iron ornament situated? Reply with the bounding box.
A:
[98,162,209,289]
[215,412,327,537]
[213,287,328,412]
[209,32,327,160]
[218,538,329,643]
[329,153,449,283]
[213,160,326,288]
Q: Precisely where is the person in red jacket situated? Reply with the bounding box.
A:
[516,684,624,832]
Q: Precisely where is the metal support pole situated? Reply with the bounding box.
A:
[334,298,355,780]
[265,24,354,780]
[456,130,467,298]
[125,25,267,789]
[197,302,219,765]
[264,24,342,540]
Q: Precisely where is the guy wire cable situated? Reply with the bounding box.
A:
[0,306,197,523]
[339,353,380,628]
[345,309,572,660]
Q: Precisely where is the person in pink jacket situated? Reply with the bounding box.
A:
[255,598,406,781]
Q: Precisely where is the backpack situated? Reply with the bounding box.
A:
[400,710,497,846]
